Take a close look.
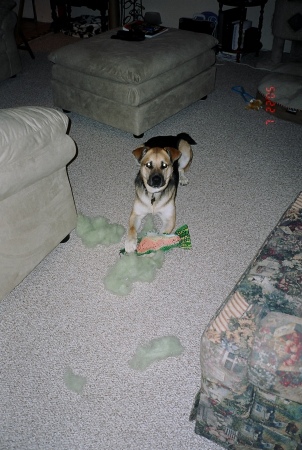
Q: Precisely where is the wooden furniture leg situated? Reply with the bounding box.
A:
[109,0,120,28]
[256,1,265,56]
[32,0,37,22]
[16,0,35,59]
[236,7,246,62]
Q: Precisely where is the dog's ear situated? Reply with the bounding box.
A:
[132,146,149,162]
[164,147,181,162]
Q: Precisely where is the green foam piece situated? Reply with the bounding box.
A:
[76,214,125,248]
[103,251,165,296]
[64,368,87,394]
[137,214,155,238]
[129,336,184,371]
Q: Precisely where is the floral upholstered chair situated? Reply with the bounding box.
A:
[191,192,302,450]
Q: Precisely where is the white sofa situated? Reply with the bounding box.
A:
[0,106,77,301]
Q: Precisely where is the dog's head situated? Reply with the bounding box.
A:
[133,146,181,193]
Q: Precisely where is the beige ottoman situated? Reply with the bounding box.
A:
[48,28,218,136]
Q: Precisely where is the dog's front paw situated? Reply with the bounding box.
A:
[125,238,137,253]
[179,174,189,186]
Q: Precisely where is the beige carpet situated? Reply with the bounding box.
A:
[0,33,302,450]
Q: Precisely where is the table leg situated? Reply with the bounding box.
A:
[100,0,109,31]
[256,1,265,56]
[16,0,35,59]
[50,0,57,23]
[236,7,246,63]
[32,0,37,22]
[109,0,120,28]
[217,2,223,51]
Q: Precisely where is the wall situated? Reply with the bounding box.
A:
[15,0,283,51]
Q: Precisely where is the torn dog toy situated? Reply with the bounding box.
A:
[120,224,192,255]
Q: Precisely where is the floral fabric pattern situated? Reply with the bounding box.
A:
[191,193,302,450]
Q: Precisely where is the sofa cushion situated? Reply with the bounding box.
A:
[48,28,218,84]
[249,311,302,402]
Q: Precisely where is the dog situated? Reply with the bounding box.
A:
[125,133,196,253]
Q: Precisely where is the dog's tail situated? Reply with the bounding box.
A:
[177,133,197,145]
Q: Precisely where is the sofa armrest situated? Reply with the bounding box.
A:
[0,107,77,201]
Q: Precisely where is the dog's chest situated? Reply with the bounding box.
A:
[140,191,169,213]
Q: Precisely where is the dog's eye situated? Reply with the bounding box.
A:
[161,162,168,169]
[146,162,153,169]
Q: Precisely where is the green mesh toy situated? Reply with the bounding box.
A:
[120,224,192,255]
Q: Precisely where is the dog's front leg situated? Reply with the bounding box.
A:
[125,210,144,253]
[179,168,189,186]
[159,204,176,234]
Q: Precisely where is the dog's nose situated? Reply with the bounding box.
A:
[149,174,163,188]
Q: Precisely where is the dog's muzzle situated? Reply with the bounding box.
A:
[148,173,165,188]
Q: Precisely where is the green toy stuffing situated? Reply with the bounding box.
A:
[64,368,87,394]
[104,251,164,296]
[76,214,125,247]
[76,214,191,295]
[128,336,184,370]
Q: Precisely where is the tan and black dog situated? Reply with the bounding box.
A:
[125,133,196,253]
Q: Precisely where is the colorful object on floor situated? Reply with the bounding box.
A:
[120,224,192,255]
[128,336,184,371]
[103,251,165,296]
[232,86,262,111]
[245,98,263,110]
[76,214,125,248]
[231,85,255,103]
[64,368,87,394]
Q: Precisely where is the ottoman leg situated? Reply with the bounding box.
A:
[61,234,70,243]
[133,133,144,139]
